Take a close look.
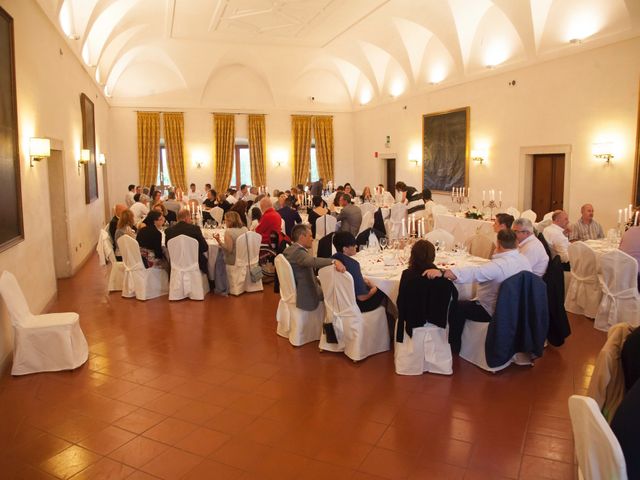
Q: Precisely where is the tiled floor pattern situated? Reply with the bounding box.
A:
[0,256,604,479]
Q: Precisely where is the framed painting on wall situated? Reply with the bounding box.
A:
[633,81,640,207]
[80,93,98,203]
[422,107,469,193]
[0,6,24,252]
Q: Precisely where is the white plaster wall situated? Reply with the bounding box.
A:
[352,37,640,230]
[107,108,354,203]
[0,0,109,366]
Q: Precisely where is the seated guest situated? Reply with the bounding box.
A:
[217,192,232,212]
[279,197,302,237]
[283,224,345,311]
[230,200,249,227]
[360,186,373,203]
[611,378,640,480]
[125,184,135,207]
[395,181,408,203]
[256,197,283,243]
[396,240,458,341]
[202,189,218,223]
[326,185,345,207]
[108,204,127,250]
[570,203,605,241]
[274,192,287,211]
[493,213,514,232]
[310,177,323,196]
[114,209,137,259]
[187,183,202,202]
[165,209,208,273]
[543,210,571,264]
[332,232,385,312]
[152,190,162,205]
[245,186,258,203]
[513,218,549,277]
[344,183,357,198]
[237,184,249,201]
[130,194,150,224]
[308,196,328,238]
[164,191,182,217]
[406,185,425,215]
[226,189,238,205]
[136,211,166,268]
[377,184,395,205]
[336,194,362,236]
[213,211,248,265]
[329,191,343,213]
[249,207,262,230]
[425,229,531,353]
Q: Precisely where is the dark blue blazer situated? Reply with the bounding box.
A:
[486,271,549,368]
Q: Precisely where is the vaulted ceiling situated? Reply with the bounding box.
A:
[36,0,640,110]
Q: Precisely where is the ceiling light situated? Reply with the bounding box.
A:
[359,90,372,106]
[569,38,582,45]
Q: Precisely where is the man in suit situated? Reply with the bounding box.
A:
[278,197,302,237]
[336,194,362,236]
[165,209,209,273]
[283,224,346,311]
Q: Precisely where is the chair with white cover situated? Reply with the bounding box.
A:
[274,254,323,346]
[280,218,286,233]
[210,206,224,225]
[464,233,494,259]
[98,229,125,291]
[318,267,390,361]
[425,229,455,249]
[535,211,554,231]
[565,242,602,318]
[431,204,449,216]
[0,271,89,376]
[358,211,374,236]
[521,209,537,223]
[394,322,452,375]
[315,214,337,239]
[594,250,640,331]
[359,203,376,216]
[167,235,209,300]
[386,203,407,239]
[568,395,627,480]
[505,207,520,219]
[117,235,169,300]
[226,231,264,296]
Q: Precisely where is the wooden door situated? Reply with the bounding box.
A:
[532,154,565,221]
[385,158,396,193]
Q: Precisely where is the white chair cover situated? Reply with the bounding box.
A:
[568,395,627,480]
[394,322,452,375]
[98,229,125,291]
[167,235,209,300]
[464,233,494,259]
[274,255,323,346]
[594,250,640,331]
[117,235,169,300]
[535,211,554,232]
[565,242,602,318]
[359,203,376,216]
[227,231,264,296]
[506,207,520,219]
[386,203,407,240]
[521,209,537,223]
[96,228,109,266]
[431,204,449,216]
[318,267,389,361]
[210,206,224,225]
[315,215,337,239]
[0,271,89,376]
[358,211,374,235]
[425,229,455,249]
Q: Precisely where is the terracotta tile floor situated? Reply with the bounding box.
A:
[0,255,606,479]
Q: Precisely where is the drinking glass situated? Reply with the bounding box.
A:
[379,237,388,250]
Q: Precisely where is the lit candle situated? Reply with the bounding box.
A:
[482,190,486,201]
[629,204,633,220]
[467,187,470,199]
[619,209,623,223]
[401,218,406,238]
[499,191,502,202]
[412,214,416,235]
[635,211,639,226]
[624,208,628,222]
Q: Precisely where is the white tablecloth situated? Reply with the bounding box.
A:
[354,249,488,304]
[434,214,494,244]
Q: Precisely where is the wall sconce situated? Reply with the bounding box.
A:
[593,142,614,164]
[471,149,487,165]
[195,160,203,169]
[98,153,106,166]
[29,137,51,167]
[409,154,419,166]
[78,148,90,174]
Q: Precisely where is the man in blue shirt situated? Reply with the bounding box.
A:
[332,231,385,312]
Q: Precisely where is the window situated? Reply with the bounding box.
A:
[156,144,172,188]
[309,144,319,182]
[230,144,252,189]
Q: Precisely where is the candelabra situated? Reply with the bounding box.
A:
[452,194,469,212]
[482,199,502,220]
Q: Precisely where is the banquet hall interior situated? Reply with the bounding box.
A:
[0,0,639,478]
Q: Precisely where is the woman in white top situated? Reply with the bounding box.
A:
[213,211,248,265]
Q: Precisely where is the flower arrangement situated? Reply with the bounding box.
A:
[465,207,484,220]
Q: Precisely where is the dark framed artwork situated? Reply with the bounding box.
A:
[633,81,640,207]
[0,7,23,252]
[422,107,469,193]
[80,93,98,203]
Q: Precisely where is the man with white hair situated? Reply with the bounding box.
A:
[513,218,549,276]
[570,203,604,241]
[129,194,150,224]
[543,210,570,264]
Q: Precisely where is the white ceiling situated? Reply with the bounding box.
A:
[36,0,640,110]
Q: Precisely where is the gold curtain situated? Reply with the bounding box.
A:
[163,112,187,191]
[248,114,267,187]
[137,112,160,187]
[291,115,312,186]
[213,113,235,193]
[314,115,334,182]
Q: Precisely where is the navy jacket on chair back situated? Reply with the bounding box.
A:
[544,255,571,346]
[486,271,549,368]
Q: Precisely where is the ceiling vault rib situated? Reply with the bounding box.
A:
[208,0,229,33]
[165,0,176,38]
[321,0,391,48]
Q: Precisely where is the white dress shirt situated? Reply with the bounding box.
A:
[543,223,570,263]
[187,190,203,202]
[125,191,135,207]
[519,234,549,277]
[129,202,149,224]
[451,249,532,316]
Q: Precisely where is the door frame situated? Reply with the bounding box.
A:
[519,144,571,214]
[47,138,72,278]
[379,152,397,194]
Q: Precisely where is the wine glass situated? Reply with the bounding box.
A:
[379,237,388,250]
[434,240,441,253]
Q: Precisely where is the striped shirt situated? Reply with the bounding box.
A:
[569,218,604,241]
[405,187,425,214]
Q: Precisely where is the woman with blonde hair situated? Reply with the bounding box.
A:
[213,210,248,265]
[114,209,136,259]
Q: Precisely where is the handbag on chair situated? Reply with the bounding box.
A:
[246,234,263,282]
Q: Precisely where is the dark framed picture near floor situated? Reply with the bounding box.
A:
[0,6,23,252]
[80,93,98,203]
